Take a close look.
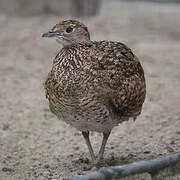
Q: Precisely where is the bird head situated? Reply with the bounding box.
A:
[42,20,90,46]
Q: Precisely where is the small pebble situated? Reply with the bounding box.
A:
[2,124,9,130]
[2,167,14,172]
[44,164,50,168]
[143,150,151,154]
[74,146,79,151]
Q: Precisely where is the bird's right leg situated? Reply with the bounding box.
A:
[97,131,111,161]
[82,131,96,163]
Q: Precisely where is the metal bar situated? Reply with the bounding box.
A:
[65,152,180,180]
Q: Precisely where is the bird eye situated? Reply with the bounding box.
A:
[65,27,74,33]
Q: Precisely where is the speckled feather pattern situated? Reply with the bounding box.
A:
[45,41,146,132]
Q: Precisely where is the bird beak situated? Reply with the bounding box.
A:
[42,30,57,38]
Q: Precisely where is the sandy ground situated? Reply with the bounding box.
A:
[0,1,180,179]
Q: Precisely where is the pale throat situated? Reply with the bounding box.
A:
[55,37,73,46]
[55,36,90,46]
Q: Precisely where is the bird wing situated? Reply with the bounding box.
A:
[87,41,146,118]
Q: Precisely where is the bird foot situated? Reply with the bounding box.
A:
[82,158,108,171]
[82,164,95,171]
[93,158,109,169]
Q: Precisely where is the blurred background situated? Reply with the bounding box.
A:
[0,0,180,16]
[0,0,101,16]
[0,0,180,179]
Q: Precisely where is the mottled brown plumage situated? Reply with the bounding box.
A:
[42,20,146,166]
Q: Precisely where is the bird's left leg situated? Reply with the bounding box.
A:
[82,131,96,163]
[97,131,111,162]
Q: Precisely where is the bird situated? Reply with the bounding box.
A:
[42,20,146,167]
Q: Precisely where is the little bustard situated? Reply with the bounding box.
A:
[42,20,146,167]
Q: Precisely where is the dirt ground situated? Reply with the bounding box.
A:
[0,1,180,180]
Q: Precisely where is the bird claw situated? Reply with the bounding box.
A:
[93,158,109,169]
[82,158,108,171]
[82,164,95,171]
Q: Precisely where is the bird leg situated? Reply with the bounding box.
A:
[82,131,96,163]
[97,131,111,161]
